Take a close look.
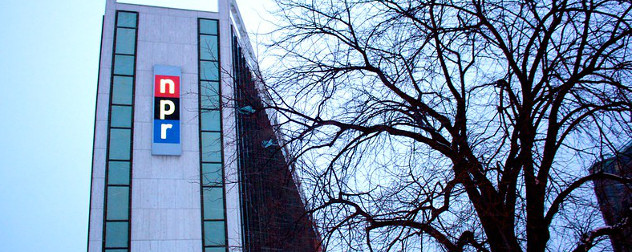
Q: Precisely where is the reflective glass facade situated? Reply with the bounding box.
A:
[591,143,632,251]
[198,18,228,252]
[103,10,138,252]
[232,33,321,252]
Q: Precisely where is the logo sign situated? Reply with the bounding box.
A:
[152,65,182,155]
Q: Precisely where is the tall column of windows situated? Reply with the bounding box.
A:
[198,18,228,252]
[103,11,138,252]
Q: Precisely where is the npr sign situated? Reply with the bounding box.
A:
[152,65,181,155]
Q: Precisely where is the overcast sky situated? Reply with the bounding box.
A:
[0,0,273,251]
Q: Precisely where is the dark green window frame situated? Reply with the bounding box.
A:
[198,18,228,252]
[103,10,138,252]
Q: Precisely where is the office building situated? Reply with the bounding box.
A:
[591,142,632,252]
[87,0,320,251]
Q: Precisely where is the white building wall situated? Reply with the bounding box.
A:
[89,1,245,251]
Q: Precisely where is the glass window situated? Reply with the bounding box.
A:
[106,186,129,220]
[110,105,132,128]
[203,221,226,246]
[199,19,218,35]
[112,76,133,105]
[202,163,222,186]
[200,81,220,109]
[205,247,226,252]
[114,55,135,76]
[201,132,222,162]
[200,35,218,61]
[109,128,131,160]
[200,61,219,81]
[105,249,128,252]
[108,161,130,185]
[117,12,137,28]
[201,110,221,131]
[105,221,129,248]
[116,28,136,55]
[203,187,224,219]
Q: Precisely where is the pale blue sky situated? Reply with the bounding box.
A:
[0,0,272,251]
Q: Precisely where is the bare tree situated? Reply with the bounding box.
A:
[255,0,632,251]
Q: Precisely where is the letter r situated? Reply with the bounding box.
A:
[161,124,173,139]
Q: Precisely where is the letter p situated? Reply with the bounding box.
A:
[160,100,175,120]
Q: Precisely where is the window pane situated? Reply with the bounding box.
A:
[200,61,219,81]
[112,76,133,105]
[205,247,226,252]
[203,187,224,219]
[204,221,225,246]
[199,19,218,35]
[114,55,135,76]
[108,161,130,185]
[105,221,129,248]
[201,110,221,131]
[200,81,220,109]
[201,132,222,162]
[109,128,131,160]
[110,105,132,128]
[105,249,128,252]
[202,163,222,186]
[116,28,136,54]
[106,186,129,220]
[117,12,137,28]
[200,35,218,61]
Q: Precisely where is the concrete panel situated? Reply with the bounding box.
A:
[91,172,105,207]
[92,148,107,179]
[133,150,198,179]
[93,121,109,151]
[137,13,162,42]
[99,38,113,69]
[160,15,181,44]
[130,208,152,240]
[87,241,102,252]
[135,41,158,70]
[89,178,105,243]
[88,206,104,241]
[132,178,157,209]
[134,69,152,95]
[97,68,112,95]
[175,181,201,209]
[183,44,198,69]
[133,178,200,207]
[133,122,152,150]
[182,96,199,115]
[132,240,201,252]
[95,94,111,122]
[182,124,200,152]
[197,10,221,20]
[133,150,152,179]
[181,73,199,94]
[133,97,152,124]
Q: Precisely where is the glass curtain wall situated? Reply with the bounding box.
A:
[198,18,228,252]
[103,11,138,252]
[232,33,322,252]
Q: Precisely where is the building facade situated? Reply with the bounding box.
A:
[591,142,632,252]
[88,1,319,251]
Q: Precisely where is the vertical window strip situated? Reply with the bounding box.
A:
[198,18,228,252]
[232,32,250,251]
[103,10,138,252]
